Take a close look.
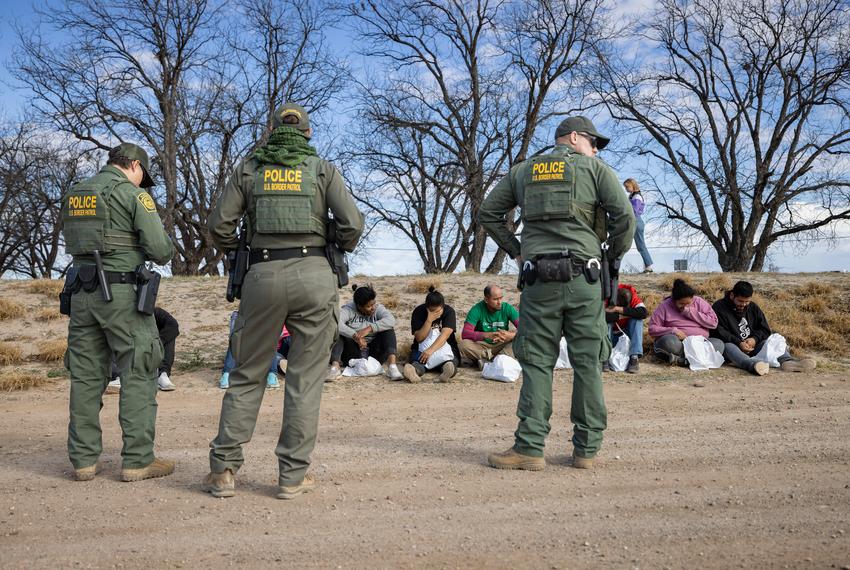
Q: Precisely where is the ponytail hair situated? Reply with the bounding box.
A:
[351,283,377,307]
[671,278,696,300]
[425,285,444,308]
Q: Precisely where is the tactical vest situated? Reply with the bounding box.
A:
[252,163,325,236]
[522,150,608,242]
[61,178,139,255]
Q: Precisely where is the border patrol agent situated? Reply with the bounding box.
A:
[203,103,364,499]
[480,117,634,470]
[61,143,175,482]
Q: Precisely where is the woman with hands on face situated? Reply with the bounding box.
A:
[403,286,460,383]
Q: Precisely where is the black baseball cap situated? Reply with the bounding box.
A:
[554,116,610,150]
[112,143,155,188]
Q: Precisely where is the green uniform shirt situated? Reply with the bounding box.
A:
[479,145,634,261]
[65,165,174,271]
[209,155,363,252]
[464,300,519,344]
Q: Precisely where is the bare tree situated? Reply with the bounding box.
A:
[596,0,850,271]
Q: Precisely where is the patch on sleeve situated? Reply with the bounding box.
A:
[137,192,156,213]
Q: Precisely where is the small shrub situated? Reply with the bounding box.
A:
[406,276,443,294]
[693,274,733,300]
[0,299,25,320]
[0,370,47,391]
[37,339,67,362]
[36,308,63,321]
[0,342,24,365]
[658,273,689,291]
[397,342,412,363]
[794,281,834,297]
[381,291,401,311]
[27,279,64,297]
[799,297,827,315]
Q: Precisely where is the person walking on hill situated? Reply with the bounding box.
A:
[624,178,654,273]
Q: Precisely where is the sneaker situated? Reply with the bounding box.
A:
[572,451,595,470]
[74,461,102,482]
[201,469,235,498]
[602,361,611,372]
[157,372,175,391]
[666,353,688,367]
[752,361,769,376]
[266,372,280,389]
[106,377,121,394]
[626,355,639,374]
[120,457,175,482]
[487,448,545,471]
[402,363,421,383]
[642,266,654,273]
[780,358,816,373]
[387,363,403,381]
[276,473,316,500]
[278,359,287,376]
[325,365,341,383]
[438,361,456,383]
[218,372,229,390]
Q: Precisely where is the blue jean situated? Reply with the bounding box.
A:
[634,216,654,268]
[222,311,290,374]
[723,341,791,371]
[609,318,644,357]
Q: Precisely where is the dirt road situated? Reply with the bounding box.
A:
[2,363,848,569]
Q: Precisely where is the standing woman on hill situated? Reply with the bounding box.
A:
[624,178,654,273]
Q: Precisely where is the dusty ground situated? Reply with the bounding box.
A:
[1,273,849,568]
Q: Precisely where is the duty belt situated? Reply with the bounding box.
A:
[249,246,324,266]
[105,271,138,285]
[521,252,602,287]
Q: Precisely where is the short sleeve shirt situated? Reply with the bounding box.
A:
[411,304,459,358]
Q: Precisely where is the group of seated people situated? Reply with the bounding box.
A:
[216,277,815,388]
[609,278,815,375]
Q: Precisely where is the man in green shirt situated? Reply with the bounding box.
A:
[479,116,634,471]
[61,143,175,482]
[460,284,519,368]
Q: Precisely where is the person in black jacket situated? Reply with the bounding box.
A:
[711,281,815,375]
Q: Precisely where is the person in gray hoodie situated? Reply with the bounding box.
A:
[327,284,403,381]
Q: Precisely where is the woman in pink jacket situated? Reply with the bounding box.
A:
[648,279,724,366]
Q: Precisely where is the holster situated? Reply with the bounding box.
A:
[135,265,161,315]
[226,247,249,302]
[325,221,349,289]
[59,267,80,316]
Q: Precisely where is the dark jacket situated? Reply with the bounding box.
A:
[710,296,771,345]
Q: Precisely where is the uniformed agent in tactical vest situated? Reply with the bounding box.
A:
[60,142,175,482]
[203,103,364,499]
[479,116,635,471]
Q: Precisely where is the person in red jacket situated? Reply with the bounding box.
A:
[604,283,648,373]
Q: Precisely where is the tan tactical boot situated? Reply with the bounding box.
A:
[403,363,421,383]
[74,461,102,481]
[277,473,316,500]
[437,362,456,383]
[121,458,175,482]
[202,469,235,498]
[571,452,595,470]
[752,361,769,376]
[487,448,545,471]
[780,358,816,372]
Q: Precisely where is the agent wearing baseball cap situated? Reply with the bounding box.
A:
[479,115,634,471]
[60,141,175,483]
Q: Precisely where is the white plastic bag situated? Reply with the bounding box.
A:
[608,334,631,372]
[682,336,724,371]
[342,356,383,377]
[418,328,455,370]
[482,354,522,383]
[555,337,572,369]
[753,333,787,368]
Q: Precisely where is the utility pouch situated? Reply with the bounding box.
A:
[78,264,98,293]
[135,265,161,315]
[535,255,574,283]
[325,221,349,289]
[59,267,80,316]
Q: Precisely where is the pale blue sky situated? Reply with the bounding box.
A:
[1,1,847,276]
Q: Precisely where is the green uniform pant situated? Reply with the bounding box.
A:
[209,256,338,486]
[66,285,163,469]
[511,277,611,458]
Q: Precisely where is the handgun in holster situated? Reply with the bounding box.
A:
[226,220,250,303]
[600,244,620,306]
[59,266,80,316]
[325,220,349,289]
[135,265,161,315]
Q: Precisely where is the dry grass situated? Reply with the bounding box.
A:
[793,281,834,297]
[26,279,64,297]
[0,342,24,366]
[396,342,412,363]
[37,339,67,362]
[657,273,731,298]
[0,370,48,391]
[35,308,63,322]
[799,297,827,314]
[406,276,443,294]
[381,291,401,311]
[0,299,25,320]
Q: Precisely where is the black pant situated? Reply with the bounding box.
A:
[331,329,397,365]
